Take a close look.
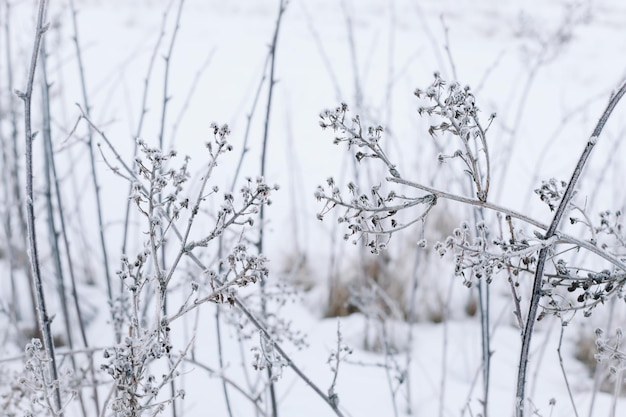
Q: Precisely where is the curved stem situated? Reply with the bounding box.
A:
[515,81,626,417]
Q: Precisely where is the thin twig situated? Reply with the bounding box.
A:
[172,247,348,417]
[168,48,215,149]
[158,0,185,150]
[438,275,454,417]
[557,322,580,417]
[121,0,173,293]
[39,34,89,417]
[4,0,38,325]
[69,0,114,315]
[18,0,62,414]
[183,358,268,416]
[258,1,288,416]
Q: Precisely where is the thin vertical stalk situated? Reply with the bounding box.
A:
[40,42,101,416]
[438,275,455,417]
[474,207,490,417]
[4,0,38,324]
[340,0,363,109]
[18,0,62,414]
[556,323,580,417]
[214,276,234,417]
[257,1,288,416]
[120,0,173,322]
[68,0,113,310]
[477,278,490,417]
[515,82,626,417]
[403,248,422,416]
[587,297,617,416]
[230,53,271,192]
[216,49,271,417]
[155,2,186,415]
[0,2,20,326]
[39,35,89,417]
[158,0,185,150]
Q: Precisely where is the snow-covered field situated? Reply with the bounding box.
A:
[2,0,626,416]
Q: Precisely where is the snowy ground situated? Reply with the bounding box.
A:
[2,0,626,416]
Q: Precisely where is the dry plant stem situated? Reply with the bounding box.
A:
[40,37,90,417]
[381,328,399,417]
[299,1,342,101]
[409,0,447,74]
[18,0,63,414]
[284,107,306,252]
[214,303,234,417]
[41,32,100,414]
[184,358,267,416]
[474,208,490,417]
[477,279,491,416]
[404,248,422,416]
[387,176,626,272]
[217,53,271,417]
[258,1,287,416]
[4,0,38,323]
[141,337,194,409]
[171,248,348,417]
[498,214,524,329]
[440,15,458,81]
[610,369,623,417]
[156,4,188,400]
[158,0,185,150]
[163,144,229,289]
[79,110,136,188]
[384,0,396,126]
[461,360,488,417]
[587,297,617,417]
[433,93,489,200]
[439,275,454,417]
[121,0,171,299]
[0,9,20,324]
[44,120,100,414]
[230,52,271,190]
[90,113,338,415]
[226,297,348,417]
[523,92,606,213]
[0,133,19,322]
[495,62,541,200]
[99,382,115,417]
[515,81,626,417]
[0,345,108,365]
[215,53,272,413]
[148,166,165,328]
[557,323,580,417]
[168,48,215,147]
[258,0,287,253]
[340,0,363,108]
[587,129,624,211]
[69,0,114,307]
[528,318,555,402]
[328,321,343,400]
